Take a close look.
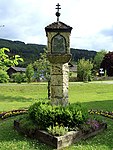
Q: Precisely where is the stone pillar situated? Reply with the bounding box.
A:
[51,63,69,106]
[45,4,72,106]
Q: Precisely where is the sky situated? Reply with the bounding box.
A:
[0,0,113,51]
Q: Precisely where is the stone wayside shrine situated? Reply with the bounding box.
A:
[45,3,72,106]
[14,4,107,149]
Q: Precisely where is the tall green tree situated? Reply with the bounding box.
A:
[33,49,50,81]
[0,69,9,83]
[33,49,51,99]
[26,64,34,83]
[0,47,23,83]
[100,51,113,76]
[77,58,93,82]
[93,49,106,74]
[0,47,23,70]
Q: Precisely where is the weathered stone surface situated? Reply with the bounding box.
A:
[51,75,68,86]
[50,84,68,106]
[63,75,69,86]
[51,75,63,85]
[45,19,72,106]
[51,63,69,74]
[46,31,71,54]
[47,54,71,64]
[51,86,63,97]
[63,86,68,97]
[51,64,63,74]
[57,131,82,149]
[50,97,68,106]
[51,63,69,75]
[50,63,69,106]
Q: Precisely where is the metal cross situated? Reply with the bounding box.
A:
[55,3,61,22]
[56,3,61,12]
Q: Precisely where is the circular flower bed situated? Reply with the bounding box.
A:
[89,109,113,119]
[0,109,28,119]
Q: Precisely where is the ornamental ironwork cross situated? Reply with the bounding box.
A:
[55,3,61,22]
[56,3,61,12]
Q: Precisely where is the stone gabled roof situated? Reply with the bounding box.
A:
[45,21,72,33]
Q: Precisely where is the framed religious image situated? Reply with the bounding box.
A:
[52,34,66,54]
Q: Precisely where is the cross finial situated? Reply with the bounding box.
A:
[55,3,61,22]
[56,3,61,12]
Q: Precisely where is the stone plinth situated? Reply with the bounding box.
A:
[50,63,69,106]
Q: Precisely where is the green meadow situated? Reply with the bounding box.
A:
[0,82,113,150]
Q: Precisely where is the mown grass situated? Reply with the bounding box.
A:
[0,83,48,112]
[0,117,52,150]
[69,82,113,111]
[0,82,113,150]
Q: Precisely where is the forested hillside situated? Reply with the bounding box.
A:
[0,38,96,67]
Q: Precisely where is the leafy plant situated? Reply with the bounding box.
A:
[47,123,68,136]
[28,102,89,130]
[33,48,50,82]
[0,47,23,70]
[77,58,93,82]
[26,64,34,83]
[93,49,106,74]
[11,72,26,83]
[86,119,100,130]
[19,114,37,131]
[0,69,9,83]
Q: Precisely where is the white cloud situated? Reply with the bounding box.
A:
[0,0,113,51]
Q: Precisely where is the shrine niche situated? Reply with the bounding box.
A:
[52,34,66,54]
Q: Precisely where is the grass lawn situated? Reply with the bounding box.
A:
[0,83,47,112]
[0,82,113,150]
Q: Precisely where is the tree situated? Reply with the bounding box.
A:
[0,69,9,83]
[0,47,23,83]
[26,64,34,83]
[93,50,106,75]
[33,49,51,99]
[0,47,23,70]
[33,49,50,81]
[100,52,113,76]
[77,58,93,82]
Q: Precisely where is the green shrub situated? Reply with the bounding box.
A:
[26,64,34,83]
[77,58,93,82]
[69,77,78,82]
[12,72,26,83]
[28,102,88,130]
[19,114,37,131]
[28,102,54,129]
[0,69,9,83]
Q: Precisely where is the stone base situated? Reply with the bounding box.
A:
[14,120,107,149]
[50,63,69,106]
